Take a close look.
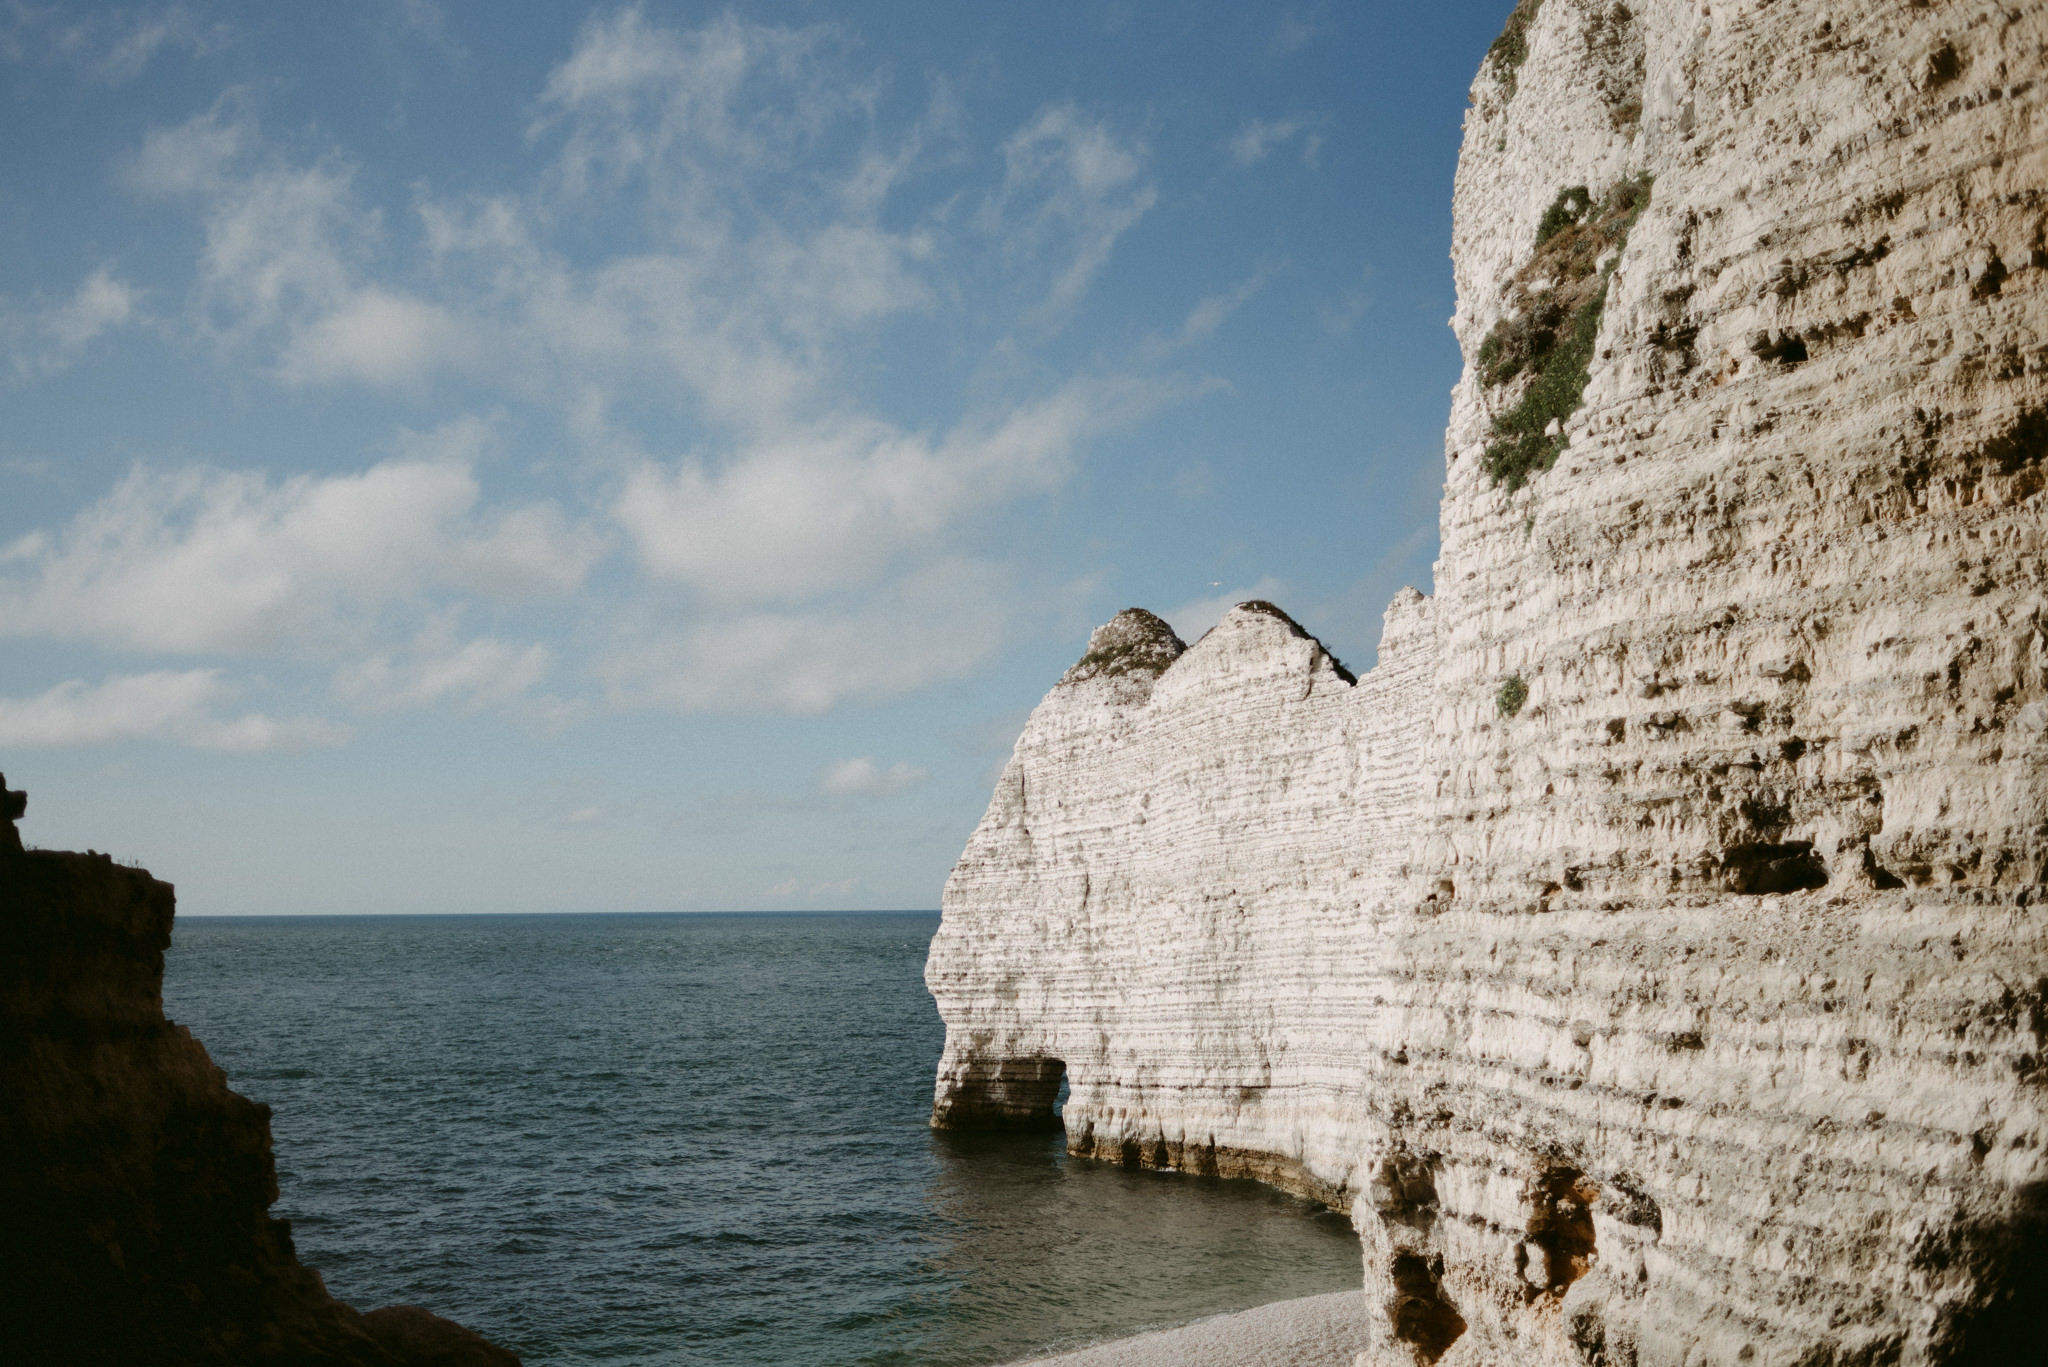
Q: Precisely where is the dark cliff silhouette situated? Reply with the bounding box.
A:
[0,774,520,1367]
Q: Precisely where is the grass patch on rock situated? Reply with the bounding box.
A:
[1487,0,1546,96]
[1497,674,1529,718]
[1476,174,1651,493]
[1062,608,1187,685]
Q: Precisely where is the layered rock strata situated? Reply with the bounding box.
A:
[932,599,1434,1207]
[928,2,2048,1364]
[0,777,518,1367]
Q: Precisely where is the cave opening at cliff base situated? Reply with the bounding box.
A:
[940,1056,1068,1131]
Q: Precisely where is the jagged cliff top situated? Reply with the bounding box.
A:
[933,3,2048,1364]
[1059,608,1188,687]
[1058,601,1368,697]
[1210,601,1359,685]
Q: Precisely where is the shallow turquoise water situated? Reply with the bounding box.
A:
[163,912,1360,1366]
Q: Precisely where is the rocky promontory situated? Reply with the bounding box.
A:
[0,775,519,1367]
[930,2,2047,1363]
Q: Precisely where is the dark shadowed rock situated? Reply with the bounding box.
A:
[0,782,520,1367]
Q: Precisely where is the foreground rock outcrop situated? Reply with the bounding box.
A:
[0,776,518,1367]
[930,2,2048,1364]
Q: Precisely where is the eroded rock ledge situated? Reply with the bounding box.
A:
[0,777,519,1367]
[929,2,2047,1364]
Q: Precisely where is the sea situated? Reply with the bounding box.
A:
[162,912,1361,1366]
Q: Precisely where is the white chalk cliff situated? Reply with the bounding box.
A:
[927,2,2048,1364]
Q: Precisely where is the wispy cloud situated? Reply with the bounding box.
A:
[0,670,345,751]
[1268,10,1327,58]
[2,8,1218,726]
[332,615,552,714]
[597,556,1018,716]
[615,378,1152,605]
[381,0,463,62]
[988,103,1156,323]
[0,448,592,655]
[1227,116,1321,168]
[819,756,929,798]
[2,264,142,379]
[1318,264,1373,335]
[1143,266,1274,359]
[2,4,226,82]
[127,102,478,391]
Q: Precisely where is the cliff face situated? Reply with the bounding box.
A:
[927,3,2048,1365]
[931,598,1434,1205]
[0,778,518,1367]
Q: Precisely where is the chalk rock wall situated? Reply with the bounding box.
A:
[0,783,519,1367]
[929,596,1435,1206]
[929,2,2048,1365]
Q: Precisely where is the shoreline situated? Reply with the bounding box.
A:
[1004,1290,1367,1367]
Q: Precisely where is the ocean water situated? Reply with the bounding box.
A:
[162,913,1361,1366]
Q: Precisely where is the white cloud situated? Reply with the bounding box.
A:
[113,12,1178,484]
[819,756,928,798]
[1164,576,1291,642]
[333,618,551,713]
[46,266,141,352]
[599,558,1014,715]
[27,10,1231,728]
[0,456,593,654]
[130,105,480,392]
[125,104,248,195]
[4,264,141,379]
[1143,267,1272,359]
[190,154,358,333]
[102,10,935,420]
[535,10,863,200]
[2,4,223,83]
[506,12,940,426]
[1228,117,1321,167]
[279,288,474,389]
[614,379,1146,605]
[988,104,1156,321]
[106,15,935,420]
[0,671,346,751]
[95,7,216,81]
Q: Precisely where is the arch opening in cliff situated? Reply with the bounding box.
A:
[929,1056,1066,1132]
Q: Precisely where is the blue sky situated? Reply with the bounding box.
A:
[0,1,1504,913]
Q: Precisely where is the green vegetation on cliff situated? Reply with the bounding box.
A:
[1486,0,1547,96]
[1477,174,1652,493]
